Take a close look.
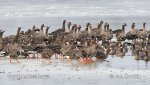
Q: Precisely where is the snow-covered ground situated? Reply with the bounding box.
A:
[0,53,150,85]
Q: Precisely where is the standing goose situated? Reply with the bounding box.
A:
[126,23,138,41]
[40,47,55,64]
[95,42,108,61]
[3,27,22,63]
[116,45,125,58]
[67,46,83,64]
[148,31,150,44]
[143,50,149,69]
[49,20,66,35]
[84,22,94,37]
[40,24,45,33]
[113,23,126,34]
[45,26,50,40]
[138,22,148,41]
[107,45,116,55]
[113,23,127,41]
[31,24,46,45]
[143,51,150,62]
[60,41,72,60]
[97,21,104,33]
[67,22,72,32]
[91,21,104,35]
[0,30,5,50]
[101,23,113,40]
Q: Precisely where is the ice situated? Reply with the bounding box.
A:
[0,55,150,85]
[0,0,150,18]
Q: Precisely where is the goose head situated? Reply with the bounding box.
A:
[131,23,135,29]
[107,23,110,31]
[71,24,77,32]
[41,24,45,28]
[85,22,90,31]
[32,25,36,30]
[63,20,66,24]
[0,30,5,36]
[104,23,108,31]
[122,23,127,31]
[17,27,22,35]
[143,22,146,29]
[100,21,104,24]
[74,26,78,33]
[78,25,81,31]
[62,20,66,30]
[67,22,72,31]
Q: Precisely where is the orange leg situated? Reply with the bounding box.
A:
[61,55,64,60]
[48,58,51,64]
[78,58,82,64]
[78,58,86,64]
[9,58,12,63]
[15,59,21,63]
[54,53,57,59]
[87,57,93,63]
[41,57,45,64]
[83,58,87,64]
[69,58,73,64]
[37,54,38,60]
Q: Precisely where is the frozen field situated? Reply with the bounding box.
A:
[0,52,150,85]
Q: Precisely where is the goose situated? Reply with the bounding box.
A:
[67,22,72,32]
[95,42,107,61]
[101,38,110,48]
[138,22,148,41]
[67,46,83,64]
[143,51,150,62]
[40,47,55,64]
[107,45,116,55]
[138,48,146,60]
[101,23,113,40]
[29,25,36,35]
[91,21,104,35]
[3,27,22,63]
[113,23,126,34]
[97,21,104,33]
[134,49,141,61]
[116,45,125,58]
[60,41,72,60]
[95,50,108,61]
[49,20,66,35]
[40,24,45,33]
[143,49,149,69]
[86,41,97,63]
[0,30,5,50]
[84,22,93,37]
[126,23,138,41]
[75,25,82,38]
[31,24,46,45]
[18,30,31,45]
[148,31,150,44]
[45,26,50,40]
[113,23,127,41]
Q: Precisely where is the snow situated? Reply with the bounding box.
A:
[0,54,150,85]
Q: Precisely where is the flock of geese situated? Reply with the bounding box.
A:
[0,20,149,64]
